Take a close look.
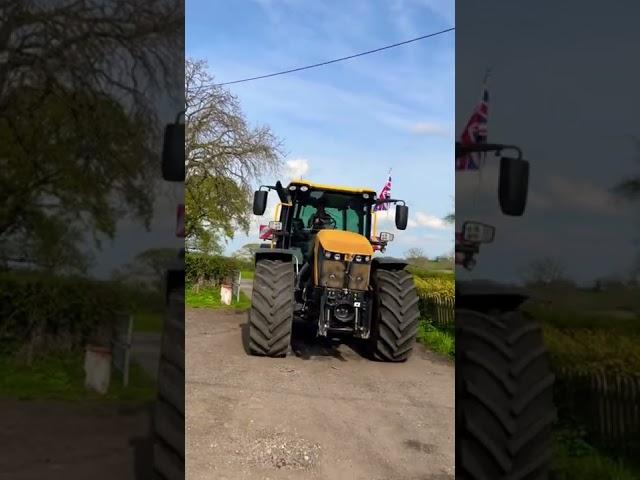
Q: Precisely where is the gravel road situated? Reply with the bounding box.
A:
[186,307,454,480]
[0,400,153,480]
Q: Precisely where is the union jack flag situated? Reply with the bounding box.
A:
[374,175,392,212]
[456,79,489,171]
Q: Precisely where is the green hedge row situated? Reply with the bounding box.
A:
[0,272,130,355]
[186,253,240,286]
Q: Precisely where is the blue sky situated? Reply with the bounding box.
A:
[456,1,640,285]
[186,0,455,258]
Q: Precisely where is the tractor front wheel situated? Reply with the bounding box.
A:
[368,268,420,362]
[248,259,295,357]
[455,308,556,480]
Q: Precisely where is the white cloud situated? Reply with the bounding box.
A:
[377,206,449,231]
[285,158,310,180]
[546,176,618,215]
[414,211,448,229]
[409,121,450,137]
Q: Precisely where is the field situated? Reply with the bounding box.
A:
[523,284,640,478]
[524,285,640,375]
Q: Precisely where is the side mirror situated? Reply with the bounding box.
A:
[253,190,268,215]
[395,205,409,230]
[161,122,185,182]
[499,156,529,216]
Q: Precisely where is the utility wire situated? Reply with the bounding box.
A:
[211,27,454,87]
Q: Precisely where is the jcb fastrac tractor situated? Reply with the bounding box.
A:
[455,143,556,480]
[249,180,420,362]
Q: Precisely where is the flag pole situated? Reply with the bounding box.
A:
[386,167,392,219]
[478,67,491,185]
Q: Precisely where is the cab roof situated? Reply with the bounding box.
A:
[289,179,377,196]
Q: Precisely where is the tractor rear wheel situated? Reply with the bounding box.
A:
[369,268,420,362]
[153,288,185,480]
[456,308,556,480]
[248,259,295,357]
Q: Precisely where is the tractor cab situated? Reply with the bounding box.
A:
[253,180,408,258]
[249,179,418,361]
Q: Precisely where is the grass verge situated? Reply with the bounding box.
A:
[0,352,156,404]
[186,284,251,311]
[240,270,254,280]
[132,310,164,333]
[416,318,454,358]
[551,426,640,480]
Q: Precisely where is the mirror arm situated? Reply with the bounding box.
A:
[374,198,405,206]
[456,142,523,160]
[174,110,186,124]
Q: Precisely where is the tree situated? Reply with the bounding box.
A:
[611,137,640,285]
[112,247,178,292]
[612,137,640,201]
[0,1,182,271]
[234,243,262,262]
[185,58,283,252]
[443,195,455,224]
[520,257,570,286]
[405,247,430,268]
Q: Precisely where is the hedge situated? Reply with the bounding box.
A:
[185,252,240,286]
[0,271,130,358]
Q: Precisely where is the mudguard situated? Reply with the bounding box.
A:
[255,247,303,266]
[372,256,409,270]
[456,279,530,312]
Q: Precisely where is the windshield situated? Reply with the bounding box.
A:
[293,191,370,235]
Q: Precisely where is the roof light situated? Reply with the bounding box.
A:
[289,185,297,191]
[300,185,309,192]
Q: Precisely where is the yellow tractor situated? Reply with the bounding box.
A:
[250,179,419,362]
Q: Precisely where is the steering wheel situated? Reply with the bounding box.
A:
[309,212,337,230]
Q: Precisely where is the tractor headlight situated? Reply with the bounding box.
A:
[355,255,362,262]
[300,185,309,192]
[462,221,495,243]
[324,251,332,259]
[334,253,342,261]
[379,231,394,242]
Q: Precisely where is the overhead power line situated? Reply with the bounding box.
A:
[211,27,454,87]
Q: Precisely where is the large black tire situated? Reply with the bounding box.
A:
[369,268,420,362]
[153,288,185,480]
[248,259,294,357]
[456,308,556,480]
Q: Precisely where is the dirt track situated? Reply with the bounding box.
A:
[0,400,152,480]
[186,308,454,480]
